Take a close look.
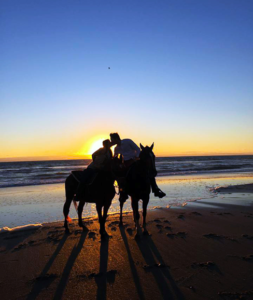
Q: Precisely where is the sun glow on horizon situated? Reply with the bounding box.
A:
[88,139,104,155]
[75,135,109,157]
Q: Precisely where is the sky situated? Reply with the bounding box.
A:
[0,0,253,161]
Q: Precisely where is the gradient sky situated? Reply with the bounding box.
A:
[0,0,253,161]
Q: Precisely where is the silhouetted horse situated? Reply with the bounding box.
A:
[115,144,157,238]
[63,162,116,237]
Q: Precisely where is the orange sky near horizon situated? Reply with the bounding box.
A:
[1,127,253,162]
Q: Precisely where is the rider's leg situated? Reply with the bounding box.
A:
[150,177,166,198]
[75,168,94,199]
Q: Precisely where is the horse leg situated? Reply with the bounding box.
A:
[96,204,105,237]
[131,197,141,239]
[142,197,149,235]
[63,174,76,233]
[119,200,124,226]
[102,203,110,237]
[78,200,88,231]
[63,198,72,233]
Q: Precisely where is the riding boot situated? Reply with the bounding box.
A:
[150,177,166,198]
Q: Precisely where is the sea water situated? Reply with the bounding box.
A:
[0,156,253,228]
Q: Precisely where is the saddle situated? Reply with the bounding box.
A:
[71,170,97,186]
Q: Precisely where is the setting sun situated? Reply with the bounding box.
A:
[75,135,109,157]
[88,139,104,155]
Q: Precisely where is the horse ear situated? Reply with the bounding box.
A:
[150,143,154,150]
[140,143,144,150]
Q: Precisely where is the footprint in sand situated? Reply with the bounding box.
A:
[191,261,215,269]
[164,226,172,230]
[88,232,96,240]
[242,234,253,240]
[108,221,120,227]
[163,220,171,224]
[153,219,162,223]
[177,214,185,220]
[167,232,187,239]
[191,212,202,216]
[204,233,236,241]
[156,224,163,229]
[242,254,253,261]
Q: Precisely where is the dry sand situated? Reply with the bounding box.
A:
[0,199,253,300]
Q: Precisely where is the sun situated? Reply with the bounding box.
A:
[75,135,109,157]
[88,139,104,155]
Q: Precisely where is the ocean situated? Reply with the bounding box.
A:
[1,156,253,229]
[1,155,253,188]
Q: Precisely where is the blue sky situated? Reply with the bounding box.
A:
[0,0,253,159]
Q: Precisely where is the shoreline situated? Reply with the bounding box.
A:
[1,177,253,230]
[1,181,253,233]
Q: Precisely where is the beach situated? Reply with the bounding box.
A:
[0,185,253,300]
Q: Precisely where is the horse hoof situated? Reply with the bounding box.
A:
[79,223,88,232]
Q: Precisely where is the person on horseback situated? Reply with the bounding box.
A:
[110,133,166,201]
[75,139,113,200]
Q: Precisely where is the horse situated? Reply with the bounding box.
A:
[114,143,157,238]
[63,161,116,237]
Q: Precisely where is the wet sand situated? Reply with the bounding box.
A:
[0,200,253,300]
[214,183,253,193]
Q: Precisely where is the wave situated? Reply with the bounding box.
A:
[0,156,253,188]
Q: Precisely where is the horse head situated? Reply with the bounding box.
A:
[139,143,157,177]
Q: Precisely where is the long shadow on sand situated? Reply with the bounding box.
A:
[95,238,109,300]
[53,231,88,300]
[120,227,145,300]
[136,234,185,300]
[27,233,69,300]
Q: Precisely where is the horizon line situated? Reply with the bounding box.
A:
[1,153,253,163]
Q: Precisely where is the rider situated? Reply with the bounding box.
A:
[110,133,166,201]
[75,139,112,199]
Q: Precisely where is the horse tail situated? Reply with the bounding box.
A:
[64,173,79,222]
